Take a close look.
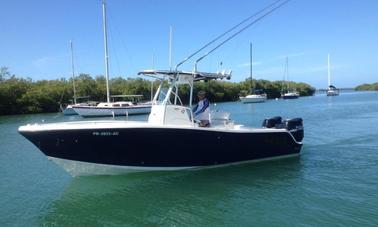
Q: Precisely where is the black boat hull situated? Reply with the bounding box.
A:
[20,127,302,169]
[282,96,299,99]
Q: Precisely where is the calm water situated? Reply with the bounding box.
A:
[1,92,378,226]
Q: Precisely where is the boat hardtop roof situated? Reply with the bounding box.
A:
[138,69,232,82]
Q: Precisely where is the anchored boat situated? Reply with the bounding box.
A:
[281,56,300,99]
[72,0,151,118]
[19,70,304,176]
[240,43,267,103]
[326,54,339,96]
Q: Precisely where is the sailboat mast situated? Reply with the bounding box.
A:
[70,40,77,104]
[328,54,331,87]
[102,0,110,103]
[250,43,253,93]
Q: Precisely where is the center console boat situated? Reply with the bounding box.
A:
[19,70,304,176]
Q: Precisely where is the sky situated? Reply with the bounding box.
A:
[1,0,377,88]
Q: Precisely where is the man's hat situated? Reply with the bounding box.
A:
[198,90,206,96]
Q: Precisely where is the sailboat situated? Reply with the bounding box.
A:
[73,0,151,117]
[326,54,339,96]
[240,43,267,103]
[62,41,97,115]
[281,56,299,99]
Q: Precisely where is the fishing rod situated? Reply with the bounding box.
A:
[194,0,291,71]
[174,0,286,71]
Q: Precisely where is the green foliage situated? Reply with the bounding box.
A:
[355,82,378,91]
[0,70,316,115]
[0,66,11,81]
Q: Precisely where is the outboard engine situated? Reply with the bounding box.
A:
[283,118,304,142]
[262,116,282,128]
[262,116,304,142]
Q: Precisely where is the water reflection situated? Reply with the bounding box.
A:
[40,157,302,226]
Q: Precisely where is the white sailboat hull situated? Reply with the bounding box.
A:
[326,89,339,96]
[62,105,77,115]
[240,94,267,103]
[73,105,151,117]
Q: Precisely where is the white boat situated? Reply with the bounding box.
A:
[73,0,151,117]
[326,54,339,96]
[240,43,267,103]
[63,101,93,115]
[281,56,299,99]
[240,93,267,103]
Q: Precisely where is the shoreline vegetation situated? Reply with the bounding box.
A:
[355,82,378,91]
[0,66,316,115]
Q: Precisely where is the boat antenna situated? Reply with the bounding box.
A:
[193,0,291,71]
[102,0,111,103]
[175,0,286,71]
[70,40,77,104]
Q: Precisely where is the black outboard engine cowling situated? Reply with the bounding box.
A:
[262,117,304,143]
[284,118,304,142]
[262,116,282,128]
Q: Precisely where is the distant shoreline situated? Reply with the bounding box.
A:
[0,73,317,116]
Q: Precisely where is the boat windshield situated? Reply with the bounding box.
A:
[157,87,169,104]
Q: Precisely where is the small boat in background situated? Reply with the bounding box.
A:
[73,95,151,117]
[282,92,300,99]
[326,54,339,96]
[281,56,299,99]
[72,0,151,118]
[240,91,267,103]
[240,43,267,103]
[62,40,81,115]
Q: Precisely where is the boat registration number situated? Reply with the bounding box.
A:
[92,131,119,136]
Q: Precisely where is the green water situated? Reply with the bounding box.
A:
[1,92,378,226]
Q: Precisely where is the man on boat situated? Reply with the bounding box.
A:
[193,90,210,127]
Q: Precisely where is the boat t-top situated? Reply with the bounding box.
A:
[19,68,304,176]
